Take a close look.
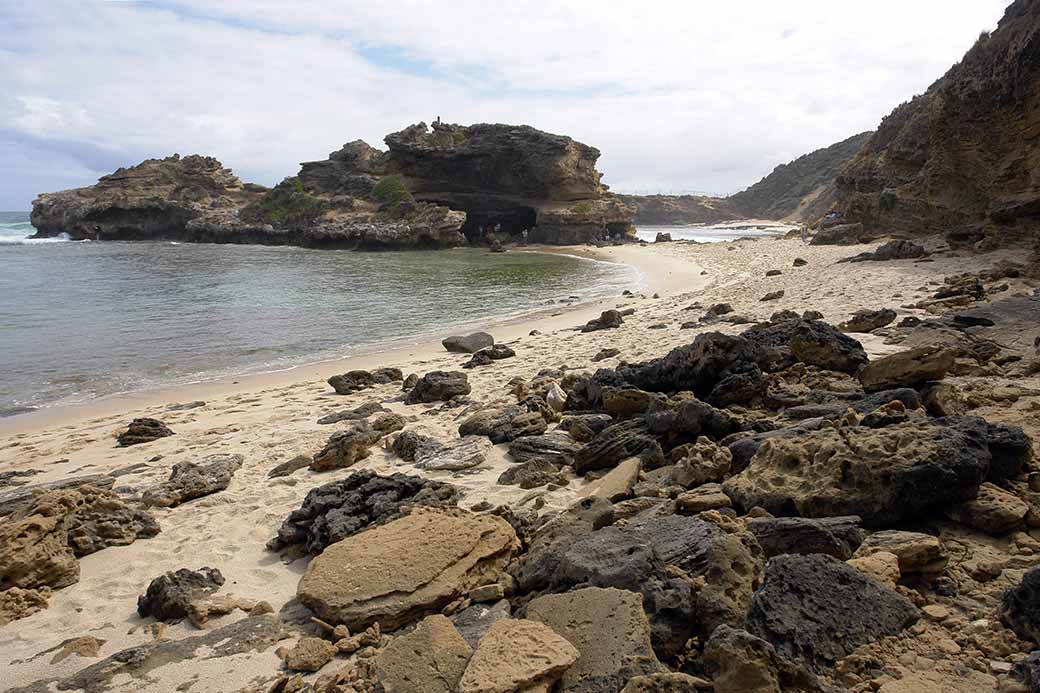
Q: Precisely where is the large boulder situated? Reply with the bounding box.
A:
[267,471,460,553]
[723,419,1011,526]
[141,454,243,507]
[740,319,868,374]
[443,332,494,354]
[810,222,867,245]
[746,554,919,670]
[526,587,666,693]
[373,615,473,693]
[297,510,519,631]
[405,371,471,404]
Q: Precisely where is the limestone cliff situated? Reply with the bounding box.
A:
[832,0,1040,246]
[616,194,745,226]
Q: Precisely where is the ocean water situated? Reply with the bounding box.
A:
[634,224,792,243]
[0,212,641,416]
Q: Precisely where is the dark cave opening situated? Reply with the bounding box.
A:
[459,206,538,243]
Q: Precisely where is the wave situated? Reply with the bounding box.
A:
[0,231,74,245]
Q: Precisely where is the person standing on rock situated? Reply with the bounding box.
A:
[522,229,529,245]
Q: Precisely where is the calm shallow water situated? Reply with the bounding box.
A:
[0,212,640,415]
[635,224,792,243]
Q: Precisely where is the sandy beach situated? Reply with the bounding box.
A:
[2,235,1038,692]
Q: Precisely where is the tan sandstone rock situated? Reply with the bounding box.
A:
[297,509,518,631]
[853,530,947,579]
[458,619,579,693]
[582,457,640,502]
[373,615,472,693]
[847,551,901,587]
[946,482,1029,534]
[526,587,665,691]
[283,636,337,672]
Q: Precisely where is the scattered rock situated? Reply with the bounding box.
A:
[116,418,174,447]
[459,405,547,443]
[810,222,866,245]
[592,348,621,362]
[268,454,311,479]
[675,484,733,514]
[793,257,808,267]
[573,419,662,475]
[137,567,225,622]
[498,459,565,489]
[852,530,947,579]
[765,269,782,276]
[141,454,243,507]
[655,232,673,243]
[1000,566,1040,643]
[0,586,50,626]
[414,436,492,471]
[443,332,495,354]
[458,619,578,693]
[186,594,256,627]
[840,308,897,333]
[509,430,583,465]
[842,239,927,263]
[390,430,440,462]
[316,401,389,425]
[310,424,384,472]
[746,554,919,670]
[946,481,1029,534]
[705,624,822,693]
[741,319,868,374]
[374,614,473,693]
[858,345,955,392]
[328,367,403,394]
[582,310,624,332]
[405,371,471,404]
[463,344,516,368]
[165,400,206,411]
[283,636,337,672]
[268,471,459,553]
[297,509,519,631]
[526,587,666,692]
[759,290,785,302]
[582,457,640,501]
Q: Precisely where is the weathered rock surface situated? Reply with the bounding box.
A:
[746,554,919,671]
[852,530,947,579]
[297,510,518,630]
[414,436,492,471]
[0,485,159,594]
[842,240,927,263]
[327,368,403,394]
[810,222,868,245]
[723,418,1019,526]
[946,481,1029,534]
[747,516,864,560]
[137,567,225,621]
[509,430,583,465]
[116,417,174,447]
[619,673,707,692]
[451,600,512,649]
[1000,565,1040,643]
[498,458,566,489]
[443,332,494,354]
[0,586,51,626]
[316,401,388,425]
[405,371,471,404]
[526,587,666,693]
[283,636,336,672]
[583,310,625,333]
[840,308,897,333]
[740,319,868,375]
[573,419,662,474]
[310,424,384,472]
[858,345,955,392]
[459,405,547,443]
[374,615,473,693]
[141,454,243,507]
[462,344,516,368]
[268,471,459,553]
[705,624,824,693]
[458,618,578,693]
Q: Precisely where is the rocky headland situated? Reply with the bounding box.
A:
[30,122,636,249]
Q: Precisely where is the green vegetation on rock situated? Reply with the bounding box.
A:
[372,175,414,214]
[247,177,327,227]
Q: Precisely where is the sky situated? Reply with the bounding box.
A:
[0,0,1014,210]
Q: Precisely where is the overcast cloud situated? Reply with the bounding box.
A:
[0,0,1013,209]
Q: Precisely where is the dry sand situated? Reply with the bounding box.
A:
[1,235,1037,691]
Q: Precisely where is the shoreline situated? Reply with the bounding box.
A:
[0,243,705,437]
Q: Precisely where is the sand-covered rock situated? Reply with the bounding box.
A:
[297,509,519,630]
[141,454,243,507]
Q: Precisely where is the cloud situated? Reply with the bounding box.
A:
[0,0,1013,208]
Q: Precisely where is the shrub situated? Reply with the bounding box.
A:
[372,175,414,212]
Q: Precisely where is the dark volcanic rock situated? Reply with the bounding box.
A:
[724,418,1021,526]
[267,454,311,479]
[746,554,919,671]
[704,624,824,693]
[116,418,174,447]
[842,240,927,263]
[141,454,242,508]
[137,567,224,621]
[462,344,516,368]
[582,309,625,333]
[741,319,868,374]
[747,516,864,560]
[327,368,403,394]
[1001,566,1040,643]
[405,371,471,404]
[390,430,440,462]
[840,308,897,333]
[459,405,548,444]
[573,419,663,475]
[442,332,494,354]
[509,430,582,465]
[810,222,867,245]
[267,470,459,553]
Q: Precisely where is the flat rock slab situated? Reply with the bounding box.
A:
[297,509,518,631]
[526,587,665,693]
[459,618,578,693]
[374,615,473,693]
[414,436,492,471]
[0,474,115,517]
[141,454,243,508]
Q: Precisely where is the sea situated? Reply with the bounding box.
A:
[0,212,786,417]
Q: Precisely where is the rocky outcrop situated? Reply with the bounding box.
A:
[137,566,225,621]
[141,454,242,507]
[296,509,519,630]
[831,0,1040,245]
[373,615,473,692]
[458,619,578,693]
[32,122,635,247]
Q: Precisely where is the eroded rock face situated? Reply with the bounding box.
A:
[747,516,864,560]
[526,587,666,693]
[1001,566,1040,643]
[458,618,578,693]
[858,345,955,392]
[141,454,243,507]
[746,554,919,671]
[373,615,473,693]
[405,371,471,404]
[268,471,460,553]
[137,567,225,621]
[310,423,384,472]
[297,510,519,631]
[740,319,868,375]
[832,0,1040,243]
[722,419,1011,526]
[704,624,824,693]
